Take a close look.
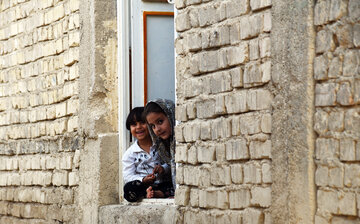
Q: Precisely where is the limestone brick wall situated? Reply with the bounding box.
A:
[174,0,272,222]
[0,0,81,223]
[313,0,360,223]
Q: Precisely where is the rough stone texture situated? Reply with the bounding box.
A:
[99,203,178,224]
[1,0,360,223]
[0,0,119,223]
[175,0,272,221]
[0,0,81,223]
[77,0,119,223]
[313,0,360,222]
[271,0,316,223]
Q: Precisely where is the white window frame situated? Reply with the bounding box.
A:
[117,0,176,202]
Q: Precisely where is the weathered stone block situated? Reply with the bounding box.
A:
[226,138,248,160]
[231,116,240,136]
[186,32,201,52]
[315,83,337,106]
[211,118,231,140]
[175,185,190,206]
[340,138,356,161]
[262,162,271,183]
[250,0,272,11]
[226,0,249,18]
[243,162,262,184]
[215,143,226,162]
[344,164,360,187]
[175,0,186,9]
[199,51,219,73]
[59,154,73,169]
[204,26,230,49]
[261,113,271,133]
[187,145,198,165]
[328,110,344,132]
[230,164,243,184]
[345,108,360,134]
[316,29,335,54]
[225,91,247,114]
[329,166,344,188]
[349,0,360,21]
[249,140,271,159]
[332,216,360,224]
[314,54,328,80]
[251,186,271,207]
[229,22,241,45]
[199,166,211,187]
[183,123,200,142]
[338,191,356,216]
[314,0,329,25]
[315,165,329,187]
[198,5,217,27]
[318,189,338,213]
[174,125,184,143]
[176,165,184,184]
[227,42,248,66]
[190,188,199,207]
[354,80,360,104]
[210,165,231,186]
[329,0,347,21]
[199,190,228,209]
[175,144,188,163]
[337,82,354,106]
[316,138,339,160]
[197,145,215,163]
[314,110,328,135]
[52,171,68,186]
[354,24,360,47]
[210,71,232,94]
[240,114,261,135]
[343,50,359,77]
[244,61,262,86]
[229,188,250,209]
[243,208,264,224]
[240,14,261,39]
[188,8,199,28]
[183,166,199,186]
[214,95,226,115]
[247,89,272,110]
[176,10,190,32]
[259,36,270,58]
[69,171,79,186]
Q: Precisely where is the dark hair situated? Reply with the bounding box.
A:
[126,107,146,130]
[143,102,165,121]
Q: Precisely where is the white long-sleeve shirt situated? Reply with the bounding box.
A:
[122,141,170,184]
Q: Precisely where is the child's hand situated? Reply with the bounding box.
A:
[142,174,155,184]
[153,165,164,175]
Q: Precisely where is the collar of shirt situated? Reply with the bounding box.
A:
[133,141,155,154]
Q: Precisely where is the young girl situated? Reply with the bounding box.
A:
[143,99,176,196]
[122,107,172,202]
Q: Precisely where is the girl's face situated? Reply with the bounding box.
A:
[146,112,172,140]
[130,121,150,141]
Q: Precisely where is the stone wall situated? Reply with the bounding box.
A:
[0,0,81,223]
[314,0,360,223]
[174,0,272,222]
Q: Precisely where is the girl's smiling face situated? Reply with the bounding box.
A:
[130,121,150,141]
[146,112,172,140]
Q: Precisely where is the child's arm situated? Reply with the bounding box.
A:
[159,163,171,176]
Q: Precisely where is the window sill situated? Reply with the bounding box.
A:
[123,198,174,205]
[99,199,177,224]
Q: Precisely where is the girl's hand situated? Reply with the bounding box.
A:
[153,165,164,175]
[142,174,155,184]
